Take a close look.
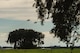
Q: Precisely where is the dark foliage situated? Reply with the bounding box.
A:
[7,29,44,49]
[33,0,80,46]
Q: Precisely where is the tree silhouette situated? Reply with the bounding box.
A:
[33,0,80,47]
[7,29,44,49]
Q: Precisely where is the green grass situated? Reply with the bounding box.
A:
[0,48,80,53]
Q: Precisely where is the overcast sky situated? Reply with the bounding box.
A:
[0,0,80,47]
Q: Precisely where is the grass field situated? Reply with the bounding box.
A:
[0,48,80,53]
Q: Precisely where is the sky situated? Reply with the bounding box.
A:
[0,0,80,47]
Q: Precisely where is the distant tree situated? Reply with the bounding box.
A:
[33,0,80,48]
[7,29,44,49]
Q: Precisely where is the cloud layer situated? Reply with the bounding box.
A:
[0,0,39,21]
[0,0,33,8]
[0,33,13,46]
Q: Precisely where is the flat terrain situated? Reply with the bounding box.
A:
[0,48,80,53]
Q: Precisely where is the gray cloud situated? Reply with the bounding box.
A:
[0,0,38,21]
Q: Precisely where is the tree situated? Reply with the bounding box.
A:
[33,0,80,48]
[7,29,44,49]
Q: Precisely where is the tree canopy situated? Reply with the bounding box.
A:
[33,0,80,46]
[7,29,44,49]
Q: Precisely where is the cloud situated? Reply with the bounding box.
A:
[0,33,11,46]
[0,0,39,21]
[0,10,37,21]
[42,31,66,46]
[0,0,34,8]
[0,33,8,43]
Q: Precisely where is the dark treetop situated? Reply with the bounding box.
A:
[7,29,44,49]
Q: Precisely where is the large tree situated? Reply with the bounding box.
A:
[33,0,80,47]
[7,29,44,49]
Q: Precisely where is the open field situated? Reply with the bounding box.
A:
[0,48,80,53]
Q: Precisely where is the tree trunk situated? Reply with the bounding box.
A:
[66,42,68,48]
[14,42,17,49]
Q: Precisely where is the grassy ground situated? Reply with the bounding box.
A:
[0,48,80,53]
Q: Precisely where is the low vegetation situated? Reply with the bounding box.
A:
[0,48,80,53]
